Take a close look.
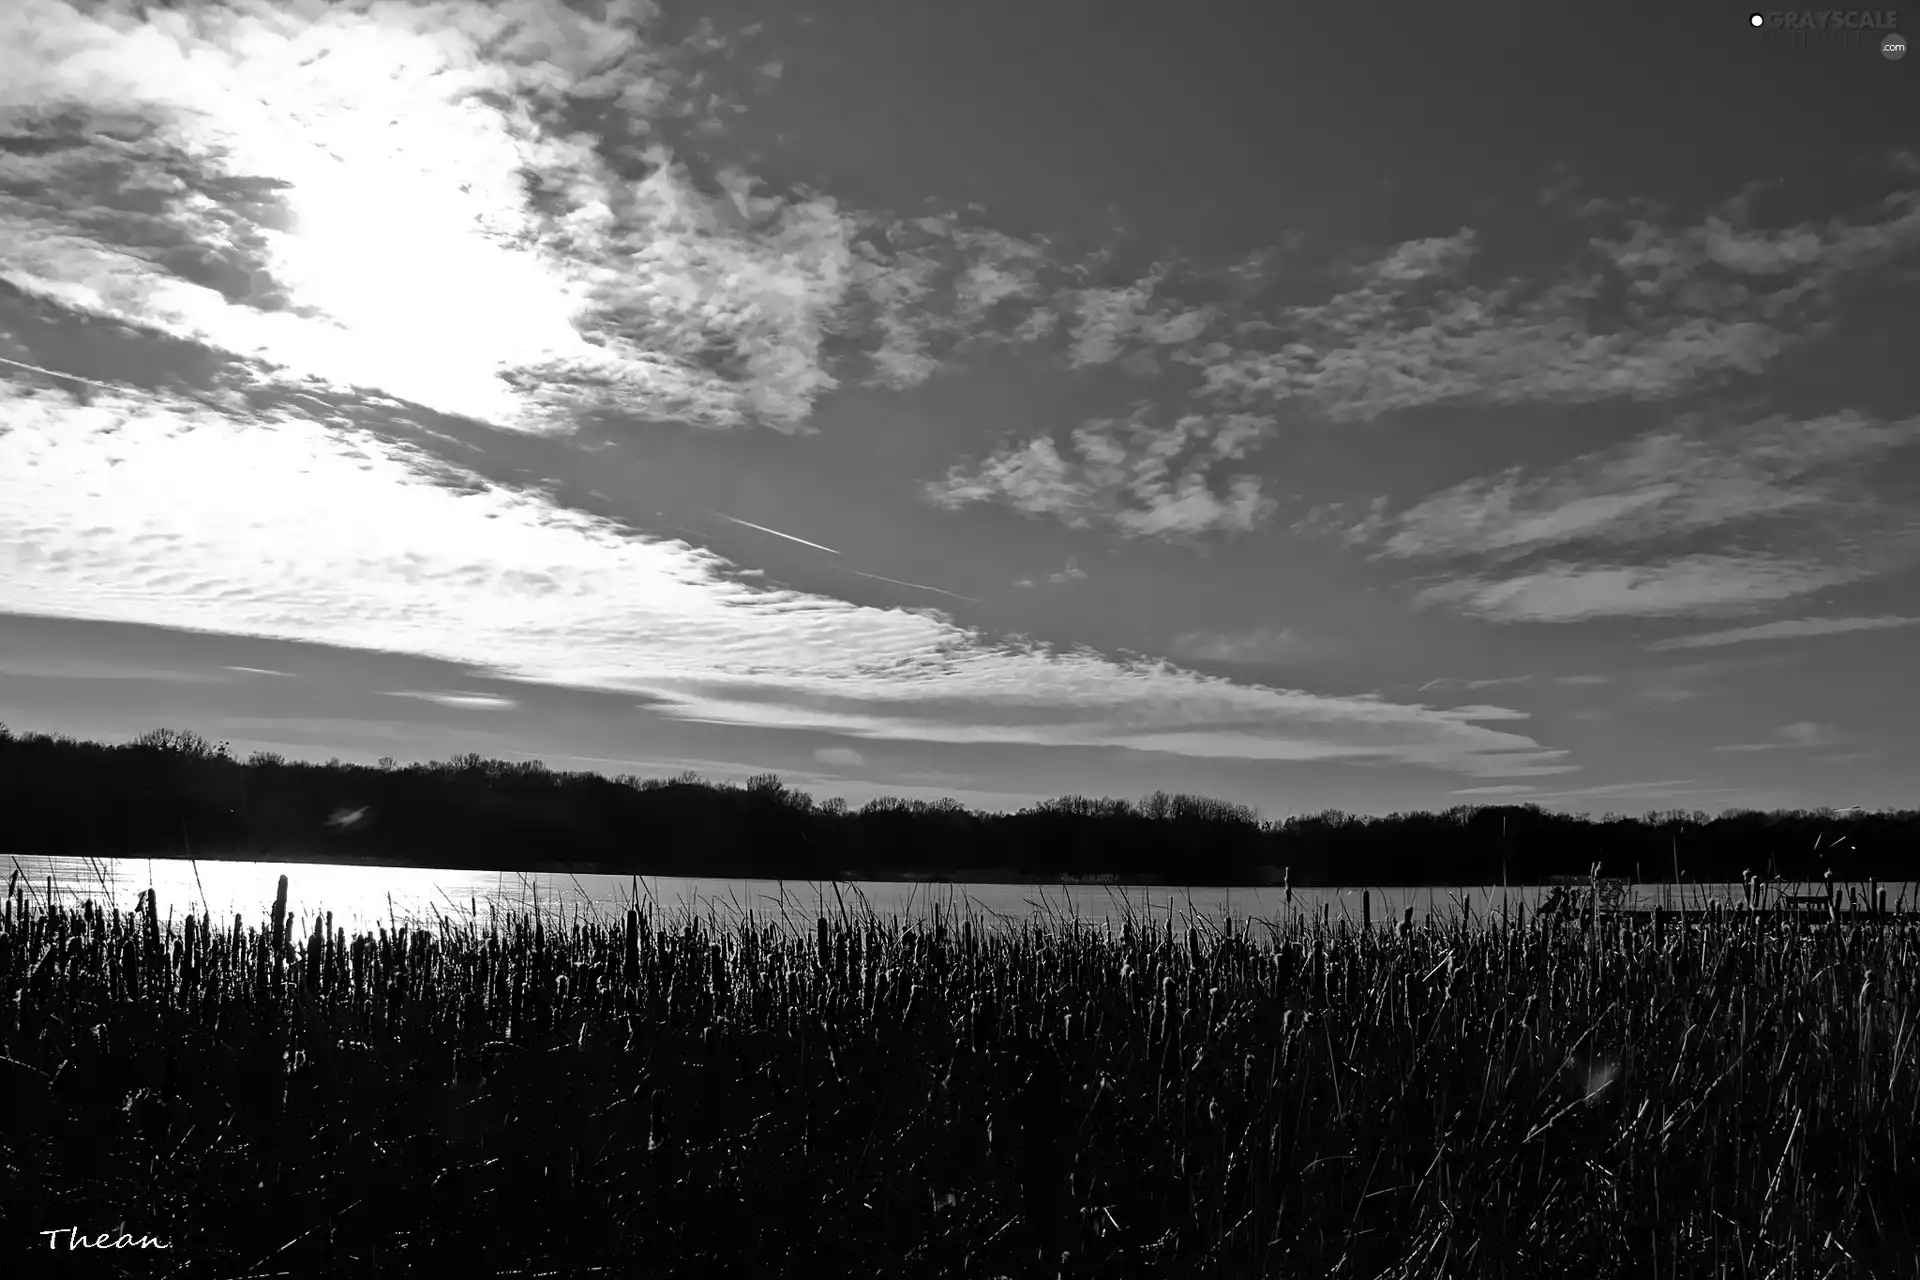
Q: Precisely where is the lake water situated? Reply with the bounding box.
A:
[7,855,1911,940]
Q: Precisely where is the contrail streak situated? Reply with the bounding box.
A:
[713,513,841,555]
[836,567,981,603]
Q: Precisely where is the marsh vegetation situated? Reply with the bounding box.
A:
[5,867,1919,1276]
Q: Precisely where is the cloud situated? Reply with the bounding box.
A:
[1714,721,1840,752]
[225,665,296,677]
[927,408,1276,539]
[385,690,519,710]
[845,217,1059,391]
[1814,749,1887,764]
[1375,413,1919,563]
[1619,657,1765,708]
[1168,626,1314,666]
[0,0,1065,437]
[1418,675,1532,693]
[1174,181,1920,423]
[934,173,1920,455]
[1453,779,1744,803]
[924,169,1920,542]
[1516,780,1714,801]
[1361,405,1920,625]
[1648,614,1920,650]
[1045,558,1087,584]
[813,746,865,768]
[1413,553,1863,623]
[0,655,229,683]
[0,380,1579,780]
[1062,263,1214,370]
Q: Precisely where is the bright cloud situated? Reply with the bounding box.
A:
[0,0,1057,437]
[0,380,1574,780]
[385,690,519,710]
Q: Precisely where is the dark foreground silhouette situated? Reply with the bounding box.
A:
[5,874,1918,1278]
[1,724,1914,886]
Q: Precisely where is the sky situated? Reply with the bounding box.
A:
[1,0,1916,819]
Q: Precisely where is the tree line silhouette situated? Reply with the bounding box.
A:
[0,724,1912,886]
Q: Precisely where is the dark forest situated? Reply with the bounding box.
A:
[2,725,1912,886]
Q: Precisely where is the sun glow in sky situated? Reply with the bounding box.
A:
[0,0,1916,816]
[264,148,587,422]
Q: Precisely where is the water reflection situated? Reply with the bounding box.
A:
[5,855,1910,939]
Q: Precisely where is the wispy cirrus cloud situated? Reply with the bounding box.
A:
[1649,614,1920,650]
[1412,552,1864,623]
[1375,413,1918,564]
[0,655,229,683]
[1373,410,1920,622]
[0,380,1575,780]
[384,690,519,711]
[1714,721,1841,753]
[1814,749,1888,764]
[1456,779,1746,803]
[1418,674,1533,693]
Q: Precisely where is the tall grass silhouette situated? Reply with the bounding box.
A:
[3,867,1918,1276]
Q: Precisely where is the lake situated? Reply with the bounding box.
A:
[7,854,1909,940]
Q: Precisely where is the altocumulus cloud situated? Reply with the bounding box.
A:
[0,0,1060,436]
[929,174,1920,543]
[0,381,1575,781]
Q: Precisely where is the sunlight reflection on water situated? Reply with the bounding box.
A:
[5,856,1909,940]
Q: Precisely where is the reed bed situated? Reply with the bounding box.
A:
[3,868,1919,1278]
